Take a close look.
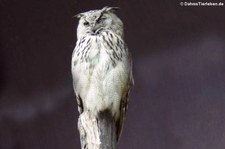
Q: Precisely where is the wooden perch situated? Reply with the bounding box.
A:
[78,111,117,149]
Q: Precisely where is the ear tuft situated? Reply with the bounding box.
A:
[102,6,120,13]
[73,13,84,19]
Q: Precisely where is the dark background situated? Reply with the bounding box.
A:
[1,0,225,149]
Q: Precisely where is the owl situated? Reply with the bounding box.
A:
[71,6,133,141]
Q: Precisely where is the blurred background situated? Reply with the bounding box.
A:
[1,0,225,149]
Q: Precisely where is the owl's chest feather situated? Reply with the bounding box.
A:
[73,31,126,71]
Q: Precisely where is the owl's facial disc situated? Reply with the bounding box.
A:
[76,7,123,39]
[82,12,111,35]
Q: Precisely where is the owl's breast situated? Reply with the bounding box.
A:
[72,31,127,74]
[87,36,113,74]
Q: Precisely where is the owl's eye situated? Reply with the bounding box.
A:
[83,21,89,26]
[96,16,107,23]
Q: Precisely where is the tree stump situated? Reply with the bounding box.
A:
[78,111,117,149]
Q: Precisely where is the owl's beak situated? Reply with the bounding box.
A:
[91,28,103,35]
[90,23,96,33]
[91,26,99,34]
[90,25,97,33]
[90,23,101,34]
[91,28,97,33]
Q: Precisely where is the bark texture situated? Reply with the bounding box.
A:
[78,111,116,149]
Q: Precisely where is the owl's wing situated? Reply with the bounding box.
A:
[76,94,84,114]
[116,53,134,141]
[72,45,87,115]
[72,70,84,114]
[115,89,130,141]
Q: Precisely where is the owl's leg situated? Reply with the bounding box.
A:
[76,94,84,114]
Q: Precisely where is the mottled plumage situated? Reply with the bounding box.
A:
[71,6,133,141]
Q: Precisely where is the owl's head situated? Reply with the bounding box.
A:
[75,6,124,39]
